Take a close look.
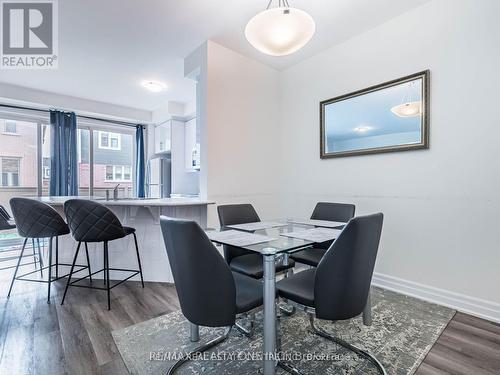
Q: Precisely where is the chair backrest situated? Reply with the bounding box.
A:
[160,216,237,327]
[217,204,261,263]
[9,198,69,238]
[0,204,15,231]
[315,213,383,321]
[311,202,356,223]
[64,199,126,242]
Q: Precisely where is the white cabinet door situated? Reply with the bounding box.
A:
[154,122,171,153]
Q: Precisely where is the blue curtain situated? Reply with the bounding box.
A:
[49,110,78,196]
[135,125,146,198]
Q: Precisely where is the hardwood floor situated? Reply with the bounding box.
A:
[1,267,499,374]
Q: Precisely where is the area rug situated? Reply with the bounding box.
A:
[112,287,455,374]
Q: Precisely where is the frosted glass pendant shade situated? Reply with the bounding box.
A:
[245,7,315,56]
[391,101,422,118]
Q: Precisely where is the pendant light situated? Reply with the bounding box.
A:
[391,81,422,118]
[245,0,316,56]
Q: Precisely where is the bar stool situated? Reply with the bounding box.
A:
[61,199,144,310]
[0,204,43,276]
[7,198,91,303]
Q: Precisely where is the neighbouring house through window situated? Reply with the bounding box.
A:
[105,165,131,182]
[98,131,121,150]
[1,157,20,187]
[4,121,17,134]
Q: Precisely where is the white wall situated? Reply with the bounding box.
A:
[197,41,282,225]
[279,0,500,319]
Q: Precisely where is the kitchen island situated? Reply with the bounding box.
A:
[36,196,214,283]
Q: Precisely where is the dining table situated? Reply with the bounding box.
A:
[197,218,373,375]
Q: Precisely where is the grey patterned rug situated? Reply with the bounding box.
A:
[112,288,454,374]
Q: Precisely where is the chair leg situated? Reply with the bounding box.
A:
[32,239,37,268]
[61,241,82,306]
[363,291,372,326]
[37,238,43,277]
[47,237,53,304]
[167,327,231,375]
[235,312,255,337]
[84,243,92,282]
[7,238,28,298]
[132,233,144,288]
[308,313,387,375]
[105,242,111,310]
[55,237,59,279]
[103,244,106,286]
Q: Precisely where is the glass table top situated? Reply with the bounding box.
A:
[206,219,344,255]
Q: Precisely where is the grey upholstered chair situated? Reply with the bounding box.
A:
[277,213,386,374]
[7,198,79,303]
[291,202,355,267]
[217,204,295,278]
[160,216,264,374]
[61,199,144,310]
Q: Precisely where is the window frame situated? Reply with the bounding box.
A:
[78,121,136,196]
[1,157,21,187]
[3,120,18,135]
[97,131,121,150]
[104,165,132,182]
[0,110,139,197]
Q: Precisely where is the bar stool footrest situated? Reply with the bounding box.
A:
[67,267,141,290]
[14,264,89,283]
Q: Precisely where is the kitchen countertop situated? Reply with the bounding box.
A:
[33,196,215,207]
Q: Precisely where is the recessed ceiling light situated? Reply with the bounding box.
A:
[141,80,167,93]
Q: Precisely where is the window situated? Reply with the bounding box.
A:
[1,158,20,187]
[42,157,50,179]
[4,121,17,134]
[98,131,121,150]
[105,165,132,182]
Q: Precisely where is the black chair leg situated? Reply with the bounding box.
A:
[37,238,44,277]
[61,241,82,306]
[84,242,92,282]
[132,233,144,288]
[103,244,106,286]
[104,242,111,310]
[7,238,28,298]
[55,237,59,279]
[32,239,37,268]
[47,237,53,304]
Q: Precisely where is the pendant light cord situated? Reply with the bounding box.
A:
[266,0,291,9]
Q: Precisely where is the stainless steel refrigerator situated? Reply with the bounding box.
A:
[146,153,171,198]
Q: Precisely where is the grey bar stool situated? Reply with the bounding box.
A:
[61,199,144,310]
[7,198,91,303]
[0,204,43,275]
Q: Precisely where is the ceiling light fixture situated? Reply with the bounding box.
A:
[391,81,422,118]
[141,80,167,93]
[354,126,371,133]
[245,0,315,56]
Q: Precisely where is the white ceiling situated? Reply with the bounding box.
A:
[0,0,431,113]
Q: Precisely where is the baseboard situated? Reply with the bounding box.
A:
[372,272,500,324]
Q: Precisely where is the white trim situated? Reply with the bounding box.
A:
[98,131,121,150]
[372,272,500,324]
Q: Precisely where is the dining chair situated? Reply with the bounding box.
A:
[217,204,295,278]
[160,216,264,374]
[276,213,386,374]
[290,202,355,267]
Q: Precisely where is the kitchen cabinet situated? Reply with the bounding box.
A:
[154,121,171,154]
